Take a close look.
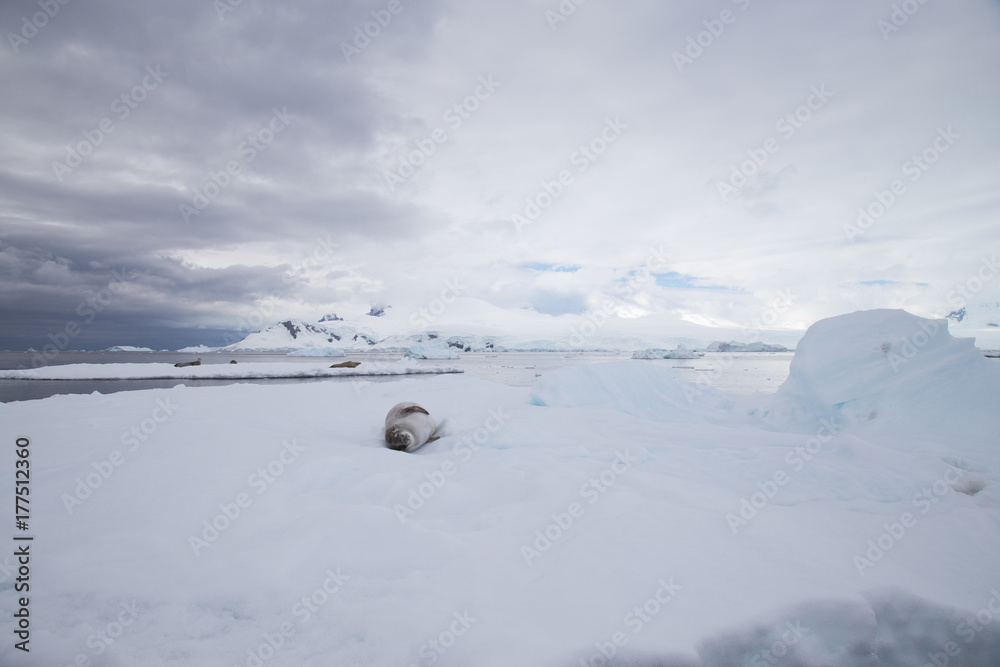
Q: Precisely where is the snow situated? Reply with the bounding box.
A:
[760,309,1000,446]
[219,297,805,353]
[2,309,999,666]
[632,346,702,359]
[286,347,346,358]
[223,319,367,352]
[404,344,461,360]
[0,360,461,380]
[944,301,1000,348]
[632,348,671,359]
[175,345,217,353]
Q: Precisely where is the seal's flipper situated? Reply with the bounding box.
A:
[402,405,430,415]
[432,418,449,439]
[426,435,440,443]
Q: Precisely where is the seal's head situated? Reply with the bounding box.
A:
[385,425,414,452]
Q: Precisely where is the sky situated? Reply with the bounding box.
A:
[1,0,999,350]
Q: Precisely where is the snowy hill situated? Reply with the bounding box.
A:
[221,297,800,353]
[223,319,382,352]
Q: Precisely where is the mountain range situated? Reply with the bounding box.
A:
[217,297,802,353]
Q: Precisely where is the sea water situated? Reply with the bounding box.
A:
[0,350,795,402]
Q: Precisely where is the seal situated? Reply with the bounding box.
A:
[385,402,439,453]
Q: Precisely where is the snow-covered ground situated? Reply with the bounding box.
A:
[2,310,999,666]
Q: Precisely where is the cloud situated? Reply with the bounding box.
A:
[1,0,999,348]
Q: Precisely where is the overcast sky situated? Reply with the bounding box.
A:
[1,0,999,350]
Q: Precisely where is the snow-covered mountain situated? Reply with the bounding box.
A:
[945,302,1000,348]
[223,319,382,351]
[220,297,803,353]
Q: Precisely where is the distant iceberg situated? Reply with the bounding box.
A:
[632,349,669,359]
[632,345,702,359]
[706,341,790,352]
[105,345,155,352]
[404,344,460,360]
[287,347,346,357]
[176,345,217,353]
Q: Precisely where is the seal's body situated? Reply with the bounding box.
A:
[384,402,438,452]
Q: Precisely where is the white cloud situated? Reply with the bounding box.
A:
[1,0,998,348]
